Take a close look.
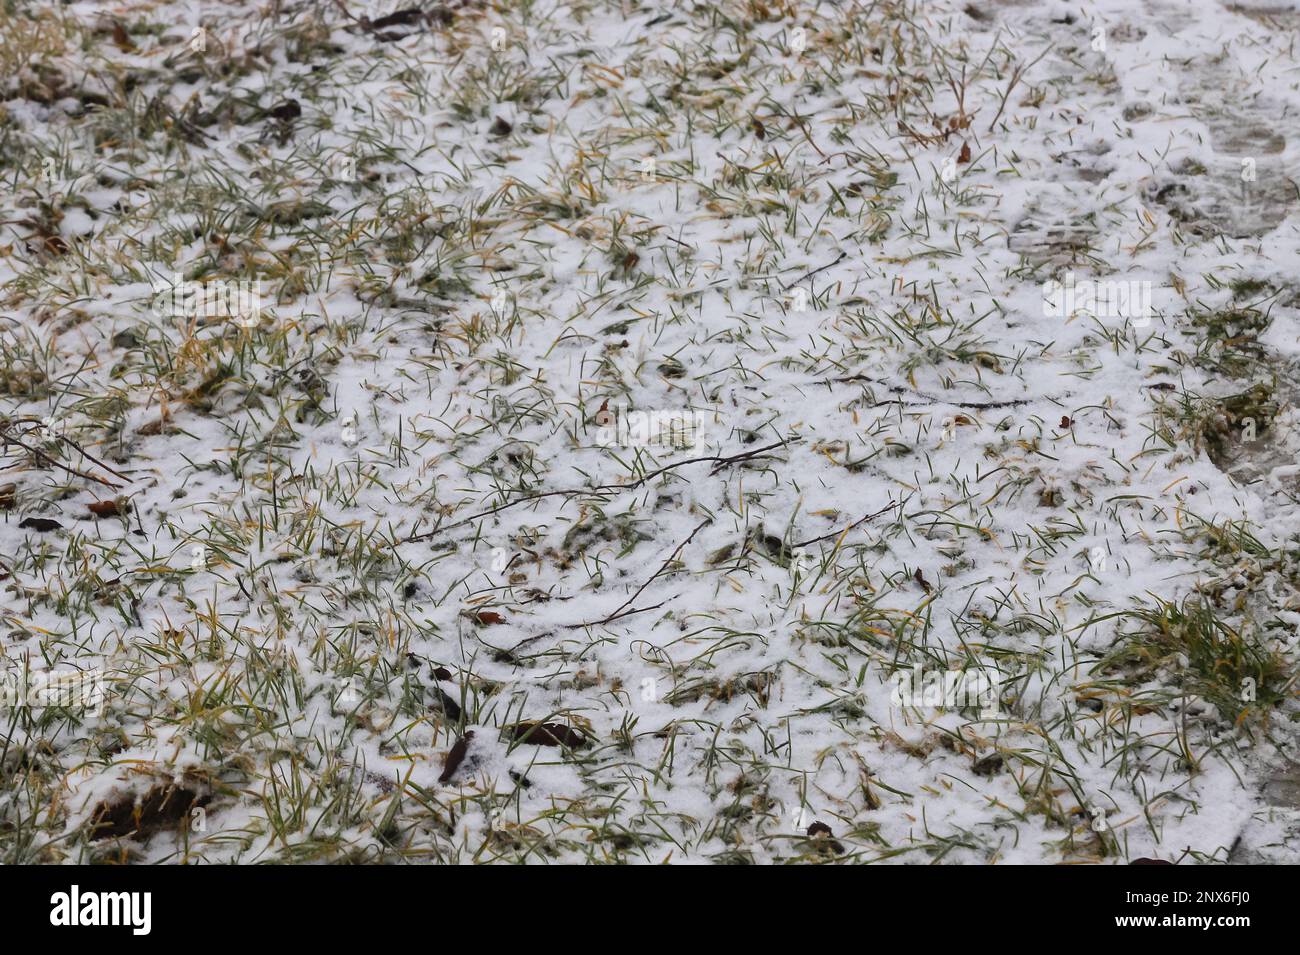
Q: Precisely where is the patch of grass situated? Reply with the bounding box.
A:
[1097,596,1286,724]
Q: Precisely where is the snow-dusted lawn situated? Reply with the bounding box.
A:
[1,0,1298,863]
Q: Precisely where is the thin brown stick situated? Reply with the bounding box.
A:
[0,427,121,489]
[51,432,132,482]
[563,519,711,629]
[403,439,792,543]
[986,45,1052,134]
[793,500,900,549]
[780,254,846,292]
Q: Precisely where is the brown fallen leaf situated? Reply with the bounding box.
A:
[973,753,1004,776]
[110,21,137,53]
[439,731,474,784]
[39,234,69,257]
[806,821,846,854]
[266,99,301,122]
[87,499,125,518]
[861,775,882,811]
[137,409,174,436]
[475,610,507,626]
[958,140,971,163]
[19,517,62,533]
[504,722,589,748]
[430,685,462,721]
[368,8,426,29]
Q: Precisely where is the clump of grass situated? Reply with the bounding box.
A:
[1156,381,1279,468]
[1228,277,1272,299]
[0,5,72,80]
[1190,306,1272,376]
[1205,382,1279,466]
[1098,597,1285,723]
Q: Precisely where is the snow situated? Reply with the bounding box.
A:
[0,0,1297,863]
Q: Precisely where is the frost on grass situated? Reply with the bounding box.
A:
[1,0,1299,864]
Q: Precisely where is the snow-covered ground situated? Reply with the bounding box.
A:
[2,0,1299,863]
